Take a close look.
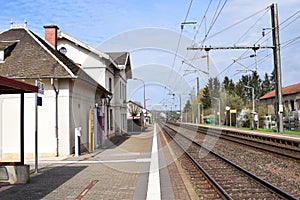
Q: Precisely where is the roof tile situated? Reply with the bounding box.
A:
[0,28,75,78]
[260,83,300,100]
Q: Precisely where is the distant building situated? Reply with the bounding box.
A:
[127,101,143,119]
[0,23,111,160]
[259,83,300,115]
[127,101,144,132]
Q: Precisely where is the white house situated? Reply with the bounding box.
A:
[57,31,132,137]
[0,23,111,160]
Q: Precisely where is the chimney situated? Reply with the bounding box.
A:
[43,25,59,49]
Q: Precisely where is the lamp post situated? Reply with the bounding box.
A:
[213,97,221,126]
[133,78,146,110]
[244,85,256,129]
[133,77,146,127]
[244,86,254,113]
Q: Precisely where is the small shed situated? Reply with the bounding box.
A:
[0,76,38,165]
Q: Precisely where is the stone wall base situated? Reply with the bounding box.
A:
[0,165,30,184]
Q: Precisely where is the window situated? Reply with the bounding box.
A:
[290,100,295,111]
[59,47,67,54]
[0,50,4,61]
[109,78,112,92]
[119,81,122,99]
[110,109,113,130]
[123,83,126,101]
[297,99,300,110]
[284,100,289,112]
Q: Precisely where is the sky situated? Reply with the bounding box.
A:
[1,0,300,110]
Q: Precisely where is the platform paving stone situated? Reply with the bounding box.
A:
[0,124,197,199]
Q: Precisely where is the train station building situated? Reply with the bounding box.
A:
[259,82,300,130]
[0,22,117,160]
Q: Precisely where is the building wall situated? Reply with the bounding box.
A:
[261,92,300,115]
[106,66,115,136]
[69,77,105,152]
[0,94,26,161]
[57,39,113,139]
[113,70,128,134]
[57,79,71,156]
[58,37,131,136]
[57,40,107,88]
[0,80,62,160]
[0,77,105,160]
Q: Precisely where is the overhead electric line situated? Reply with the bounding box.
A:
[165,0,194,99]
[181,0,228,82]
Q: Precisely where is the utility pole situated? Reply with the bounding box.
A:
[271,3,283,133]
[196,77,200,97]
[187,4,284,132]
[180,94,182,122]
[196,77,200,123]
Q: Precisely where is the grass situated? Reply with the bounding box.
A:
[202,123,300,136]
[256,128,300,136]
[282,130,300,135]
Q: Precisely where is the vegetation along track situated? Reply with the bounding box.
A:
[160,122,298,200]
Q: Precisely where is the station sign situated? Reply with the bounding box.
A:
[37,96,42,106]
[230,109,237,114]
[35,80,44,95]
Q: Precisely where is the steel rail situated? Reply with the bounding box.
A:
[180,122,300,160]
[161,124,232,200]
[162,122,298,200]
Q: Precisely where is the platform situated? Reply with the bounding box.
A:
[0,124,198,200]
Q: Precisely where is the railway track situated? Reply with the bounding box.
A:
[176,122,300,160]
[160,123,298,200]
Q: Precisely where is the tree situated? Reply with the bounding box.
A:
[250,71,261,99]
[256,104,267,118]
[201,86,211,109]
[270,69,275,91]
[224,91,244,111]
[183,100,191,112]
[235,75,250,104]
[260,73,272,97]
[222,76,235,93]
[212,77,221,98]
[128,102,141,118]
[201,77,221,109]
[219,90,244,126]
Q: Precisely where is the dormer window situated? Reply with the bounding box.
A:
[0,50,4,62]
[0,41,18,62]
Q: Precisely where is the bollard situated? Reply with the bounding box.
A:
[75,127,82,156]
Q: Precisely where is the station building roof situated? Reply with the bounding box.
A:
[0,75,37,94]
[260,83,300,100]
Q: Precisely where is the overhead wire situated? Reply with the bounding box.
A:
[204,6,270,42]
[182,0,228,82]
[281,35,300,49]
[214,5,274,77]
[202,0,228,43]
[234,8,270,44]
[174,0,213,76]
[164,0,194,99]
[171,0,213,91]
[171,2,299,95]
[228,7,300,76]
[280,9,300,28]
[188,0,228,64]
[171,0,229,96]
[184,0,229,89]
